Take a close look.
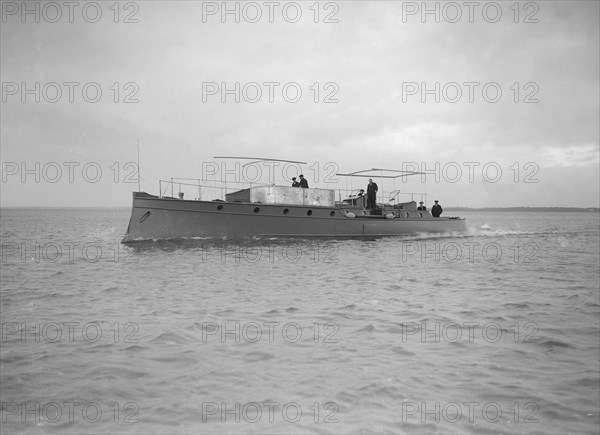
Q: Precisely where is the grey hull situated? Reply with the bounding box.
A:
[122,192,466,242]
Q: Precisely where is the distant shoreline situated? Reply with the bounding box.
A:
[447,207,600,212]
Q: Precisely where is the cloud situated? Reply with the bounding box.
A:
[541,144,600,167]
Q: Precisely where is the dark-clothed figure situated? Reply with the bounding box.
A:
[299,174,309,188]
[291,177,300,187]
[352,189,365,206]
[366,178,378,209]
[431,200,443,217]
[417,201,426,211]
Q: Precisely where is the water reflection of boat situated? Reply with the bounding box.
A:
[122,161,466,242]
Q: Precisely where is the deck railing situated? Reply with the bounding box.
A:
[158,178,274,201]
[157,179,427,206]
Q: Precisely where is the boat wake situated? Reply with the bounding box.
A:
[387,224,538,243]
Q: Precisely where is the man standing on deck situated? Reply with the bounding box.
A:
[291,177,300,187]
[366,178,378,209]
[431,200,443,217]
[299,174,309,188]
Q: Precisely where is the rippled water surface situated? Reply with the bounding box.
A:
[1,208,599,434]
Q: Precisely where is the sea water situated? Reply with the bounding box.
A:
[1,208,598,434]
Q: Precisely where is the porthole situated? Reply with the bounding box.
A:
[217,204,223,210]
[254,207,260,213]
[329,210,335,216]
[307,210,313,216]
[283,208,289,215]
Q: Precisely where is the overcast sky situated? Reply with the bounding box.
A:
[1,0,598,207]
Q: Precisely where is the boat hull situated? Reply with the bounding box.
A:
[121,192,467,242]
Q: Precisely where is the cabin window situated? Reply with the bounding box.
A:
[253,207,260,213]
[217,205,223,210]
[283,208,289,215]
[307,210,313,216]
[330,211,335,216]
